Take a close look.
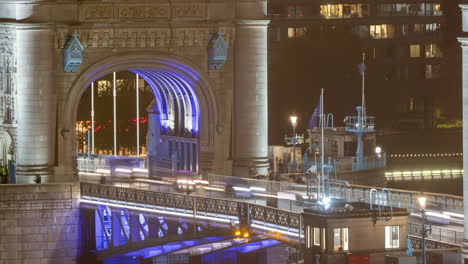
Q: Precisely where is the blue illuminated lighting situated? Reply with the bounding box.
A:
[96,205,112,250]
[130,68,200,134]
[119,237,224,259]
[212,239,280,254]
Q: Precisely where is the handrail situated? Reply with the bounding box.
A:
[80,182,302,238]
[369,188,381,220]
[381,188,393,221]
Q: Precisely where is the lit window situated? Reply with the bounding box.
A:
[97,80,112,96]
[425,23,440,32]
[287,27,307,39]
[288,28,295,38]
[370,24,395,39]
[296,27,307,37]
[322,228,326,251]
[321,4,342,18]
[425,43,442,58]
[314,227,321,246]
[385,226,400,248]
[434,4,442,16]
[320,4,367,19]
[306,226,311,248]
[333,228,349,251]
[409,45,421,58]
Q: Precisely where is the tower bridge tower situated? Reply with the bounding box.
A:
[0,0,270,183]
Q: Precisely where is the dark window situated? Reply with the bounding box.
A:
[344,141,357,156]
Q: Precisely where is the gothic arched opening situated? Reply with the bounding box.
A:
[76,68,201,174]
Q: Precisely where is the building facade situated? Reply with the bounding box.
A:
[268,0,447,130]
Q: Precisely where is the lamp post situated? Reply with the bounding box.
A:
[290,115,298,173]
[418,193,427,264]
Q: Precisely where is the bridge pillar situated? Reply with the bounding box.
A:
[15,27,56,183]
[459,5,468,262]
[148,216,160,238]
[112,210,123,247]
[130,212,142,242]
[232,19,270,177]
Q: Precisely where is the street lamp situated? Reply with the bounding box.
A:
[375,146,382,154]
[290,115,298,173]
[418,193,427,264]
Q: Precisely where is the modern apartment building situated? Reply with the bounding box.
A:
[268,0,450,130]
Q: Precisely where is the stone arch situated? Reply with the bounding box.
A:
[59,52,219,177]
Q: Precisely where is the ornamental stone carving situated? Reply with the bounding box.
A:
[116,4,170,20]
[80,4,113,21]
[0,28,16,126]
[173,3,204,18]
[63,32,84,73]
[208,32,228,70]
[55,27,234,49]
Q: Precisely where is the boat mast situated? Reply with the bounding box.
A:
[361,52,366,123]
[320,88,325,199]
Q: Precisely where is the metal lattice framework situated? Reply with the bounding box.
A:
[409,235,460,250]
[80,182,302,238]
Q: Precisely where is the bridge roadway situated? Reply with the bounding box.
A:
[79,172,464,247]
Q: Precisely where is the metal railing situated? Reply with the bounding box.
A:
[408,222,463,246]
[79,175,308,212]
[352,154,386,171]
[77,153,146,172]
[79,178,462,247]
[80,182,302,237]
[205,174,464,213]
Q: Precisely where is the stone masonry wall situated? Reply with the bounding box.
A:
[0,183,81,264]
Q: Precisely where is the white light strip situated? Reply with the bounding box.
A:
[136,73,140,156]
[177,179,195,185]
[78,172,102,176]
[203,186,224,192]
[80,198,233,224]
[132,168,148,173]
[251,223,299,237]
[91,81,95,154]
[134,178,172,185]
[113,71,117,156]
[253,193,277,198]
[116,168,132,173]
[233,186,250,192]
[250,187,266,192]
[96,169,111,174]
[193,180,209,185]
[442,211,464,219]
[426,211,451,220]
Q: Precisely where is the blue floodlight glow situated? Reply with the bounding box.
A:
[207,239,280,255]
[319,196,331,210]
[130,69,200,134]
[119,237,224,259]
